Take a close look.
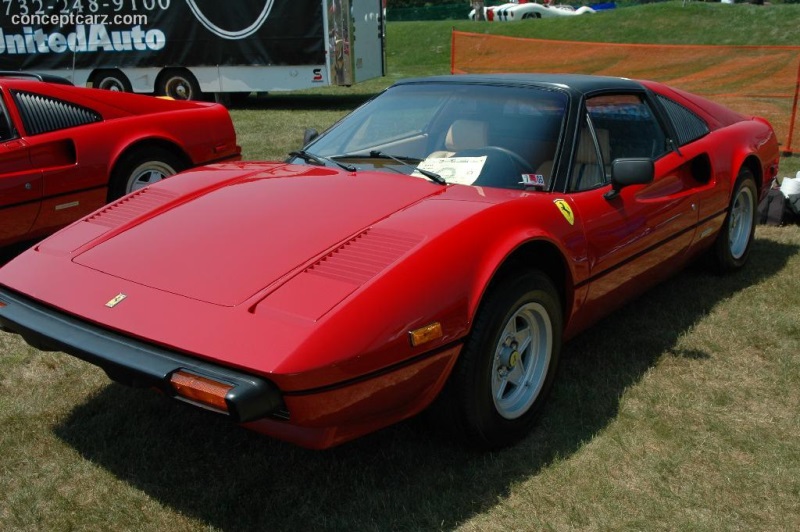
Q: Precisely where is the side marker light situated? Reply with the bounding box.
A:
[409,322,443,347]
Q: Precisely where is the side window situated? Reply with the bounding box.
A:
[570,116,608,191]
[656,94,709,146]
[586,94,668,162]
[0,93,14,141]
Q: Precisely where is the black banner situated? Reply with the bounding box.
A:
[0,0,325,70]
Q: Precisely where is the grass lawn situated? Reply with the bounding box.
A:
[2,3,800,530]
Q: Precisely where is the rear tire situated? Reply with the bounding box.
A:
[712,168,757,273]
[435,270,562,450]
[108,147,186,201]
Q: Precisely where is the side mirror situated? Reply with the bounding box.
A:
[303,128,319,147]
[604,158,654,200]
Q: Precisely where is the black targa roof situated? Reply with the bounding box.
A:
[393,73,645,97]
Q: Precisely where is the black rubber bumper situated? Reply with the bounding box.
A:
[0,287,283,423]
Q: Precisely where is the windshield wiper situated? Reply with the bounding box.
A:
[289,150,356,172]
[368,150,446,185]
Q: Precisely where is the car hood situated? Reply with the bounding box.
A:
[71,164,444,306]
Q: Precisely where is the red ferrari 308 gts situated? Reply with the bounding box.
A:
[0,74,779,450]
[0,73,240,247]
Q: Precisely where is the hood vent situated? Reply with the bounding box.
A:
[86,188,178,229]
[305,228,423,285]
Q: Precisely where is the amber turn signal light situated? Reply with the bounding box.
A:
[409,322,443,347]
[170,370,233,414]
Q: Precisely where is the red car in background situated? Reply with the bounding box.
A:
[0,73,240,247]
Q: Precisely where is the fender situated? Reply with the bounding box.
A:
[727,119,779,197]
[455,195,588,338]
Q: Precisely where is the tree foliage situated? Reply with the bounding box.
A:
[387,0,470,8]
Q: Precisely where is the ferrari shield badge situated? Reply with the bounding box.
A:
[105,293,127,308]
[554,199,575,226]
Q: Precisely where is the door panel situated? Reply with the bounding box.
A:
[572,169,698,319]
[27,136,94,234]
[0,138,43,244]
[569,92,702,317]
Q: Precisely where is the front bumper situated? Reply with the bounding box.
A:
[0,287,282,423]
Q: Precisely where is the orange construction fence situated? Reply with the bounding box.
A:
[451,30,800,155]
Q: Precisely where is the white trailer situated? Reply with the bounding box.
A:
[0,0,385,99]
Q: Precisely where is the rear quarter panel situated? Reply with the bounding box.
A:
[100,104,240,173]
[644,79,779,196]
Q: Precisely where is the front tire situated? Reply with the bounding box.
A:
[108,147,186,201]
[437,270,562,449]
[712,168,757,273]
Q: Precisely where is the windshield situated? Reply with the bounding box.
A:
[303,82,568,190]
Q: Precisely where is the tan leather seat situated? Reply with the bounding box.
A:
[535,128,610,190]
[428,119,488,158]
[572,128,610,190]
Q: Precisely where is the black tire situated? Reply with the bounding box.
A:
[435,270,562,450]
[93,70,132,93]
[157,69,202,101]
[711,168,757,273]
[108,147,186,201]
[228,92,253,107]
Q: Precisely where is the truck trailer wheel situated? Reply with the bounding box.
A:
[157,69,202,101]
[92,70,132,92]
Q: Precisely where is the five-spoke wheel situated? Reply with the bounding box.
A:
[434,270,562,450]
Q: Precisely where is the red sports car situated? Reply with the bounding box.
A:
[0,74,779,450]
[0,73,240,247]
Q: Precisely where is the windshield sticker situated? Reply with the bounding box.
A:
[554,199,575,226]
[520,174,546,188]
[414,156,487,185]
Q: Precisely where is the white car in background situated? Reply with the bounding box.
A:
[498,2,595,19]
[468,2,518,21]
[470,1,596,21]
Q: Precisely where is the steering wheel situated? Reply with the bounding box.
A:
[452,146,535,190]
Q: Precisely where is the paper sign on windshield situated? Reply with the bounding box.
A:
[414,156,487,185]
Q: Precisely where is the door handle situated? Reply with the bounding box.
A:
[3,139,25,150]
